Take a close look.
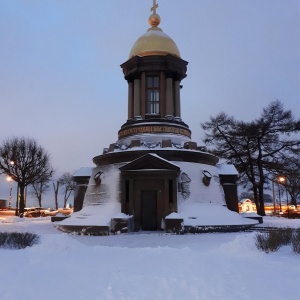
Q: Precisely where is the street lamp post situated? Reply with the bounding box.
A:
[286,189,290,219]
[278,176,286,216]
[7,160,19,215]
[272,175,286,217]
[272,180,276,216]
[15,184,19,216]
[6,176,13,209]
[278,184,282,214]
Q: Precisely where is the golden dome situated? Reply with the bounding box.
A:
[129,12,181,59]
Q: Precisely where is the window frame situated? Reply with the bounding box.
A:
[146,75,160,115]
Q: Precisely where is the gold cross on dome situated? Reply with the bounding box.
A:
[151,0,158,14]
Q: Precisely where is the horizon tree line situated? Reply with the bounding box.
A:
[29,173,75,210]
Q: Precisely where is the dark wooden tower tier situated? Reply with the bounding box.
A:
[119,54,189,139]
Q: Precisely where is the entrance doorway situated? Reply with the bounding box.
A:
[141,191,157,230]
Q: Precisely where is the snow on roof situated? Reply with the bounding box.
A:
[148,153,180,168]
[73,167,94,177]
[121,153,181,170]
[239,199,253,204]
[216,163,238,175]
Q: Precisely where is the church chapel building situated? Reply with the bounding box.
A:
[60,2,257,235]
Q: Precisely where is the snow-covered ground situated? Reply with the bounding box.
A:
[0,216,300,300]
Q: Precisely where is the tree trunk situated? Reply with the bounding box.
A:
[252,186,260,214]
[15,184,19,216]
[19,185,26,216]
[256,139,265,216]
[63,190,68,208]
[53,182,59,210]
[290,195,297,207]
[258,185,266,216]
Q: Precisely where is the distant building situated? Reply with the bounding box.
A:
[239,199,256,213]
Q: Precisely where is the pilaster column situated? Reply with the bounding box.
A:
[165,72,174,116]
[133,72,141,117]
[133,79,140,117]
[128,81,134,119]
[174,80,181,117]
[140,72,146,117]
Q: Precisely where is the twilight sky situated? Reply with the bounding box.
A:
[0,0,299,199]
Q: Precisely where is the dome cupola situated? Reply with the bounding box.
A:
[129,2,181,59]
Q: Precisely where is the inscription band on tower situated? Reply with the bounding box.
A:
[118,124,191,139]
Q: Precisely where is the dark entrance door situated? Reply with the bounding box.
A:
[141,191,157,230]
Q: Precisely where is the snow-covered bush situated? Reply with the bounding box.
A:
[275,227,293,245]
[291,229,300,254]
[0,232,9,245]
[0,232,39,249]
[255,228,293,253]
[255,232,281,253]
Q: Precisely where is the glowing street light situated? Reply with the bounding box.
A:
[278,176,286,184]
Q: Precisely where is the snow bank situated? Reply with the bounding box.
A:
[177,203,257,226]
[1,218,300,300]
[59,203,122,226]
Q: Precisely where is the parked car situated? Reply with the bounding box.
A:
[23,207,58,218]
[57,208,73,216]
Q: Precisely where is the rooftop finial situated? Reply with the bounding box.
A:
[151,0,158,14]
[149,0,160,27]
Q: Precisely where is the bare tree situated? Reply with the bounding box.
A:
[202,100,300,215]
[59,172,75,208]
[29,177,50,208]
[0,137,54,216]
